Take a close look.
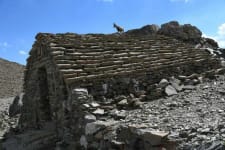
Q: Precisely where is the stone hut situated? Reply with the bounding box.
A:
[18,32,220,149]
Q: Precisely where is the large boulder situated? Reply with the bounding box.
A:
[158,21,202,44]
[200,37,219,49]
[126,24,160,36]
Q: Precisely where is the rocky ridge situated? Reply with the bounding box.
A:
[0,58,24,98]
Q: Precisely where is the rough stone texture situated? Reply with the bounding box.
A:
[0,97,19,140]
[0,58,24,98]
[126,24,160,36]
[1,22,224,149]
[158,21,202,44]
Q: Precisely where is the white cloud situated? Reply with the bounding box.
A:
[0,42,10,52]
[203,23,225,48]
[19,50,27,55]
[218,23,225,36]
[97,0,114,2]
[215,37,225,48]
[0,42,9,48]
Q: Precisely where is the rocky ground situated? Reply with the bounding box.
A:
[1,73,225,149]
[0,58,24,98]
[119,75,225,149]
[0,97,19,140]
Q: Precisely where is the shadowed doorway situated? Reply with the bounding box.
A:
[37,67,51,121]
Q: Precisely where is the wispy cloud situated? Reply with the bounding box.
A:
[97,0,114,3]
[203,23,225,48]
[170,0,190,3]
[19,50,27,55]
[218,23,225,36]
[0,42,9,48]
[0,42,11,52]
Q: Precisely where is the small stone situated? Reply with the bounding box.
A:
[168,132,179,139]
[187,73,199,79]
[196,108,202,112]
[220,128,225,133]
[133,128,169,146]
[90,102,100,108]
[198,76,203,83]
[182,85,196,90]
[167,102,178,107]
[84,114,96,123]
[80,135,88,149]
[117,99,128,106]
[192,79,200,85]
[82,104,90,108]
[110,109,126,119]
[162,118,169,123]
[85,120,117,135]
[218,90,225,95]
[179,131,189,138]
[218,109,224,113]
[111,140,125,148]
[92,108,104,115]
[199,128,211,134]
[114,95,127,102]
[178,75,187,81]
[158,79,169,88]
[165,85,178,96]
[203,85,210,89]
[215,68,225,74]
[169,77,183,92]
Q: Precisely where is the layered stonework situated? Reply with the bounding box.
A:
[13,32,221,149]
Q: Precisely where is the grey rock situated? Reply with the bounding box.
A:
[187,73,199,80]
[84,114,96,123]
[215,68,225,75]
[117,99,128,106]
[133,128,169,146]
[90,102,100,108]
[178,75,187,81]
[165,85,178,96]
[110,109,127,119]
[169,77,183,92]
[196,140,225,150]
[183,85,196,90]
[114,95,127,102]
[72,88,88,94]
[126,24,159,36]
[92,108,104,115]
[220,128,225,133]
[193,79,200,85]
[85,120,117,135]
[82,104,90,108]
[158,79,169,88]
[80,135,88,149]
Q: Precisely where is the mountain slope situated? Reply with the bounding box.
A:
[0,58,24,98]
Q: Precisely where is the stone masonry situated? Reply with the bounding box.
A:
[3,31,222,150]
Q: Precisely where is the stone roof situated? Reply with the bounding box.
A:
[32,33,215,85]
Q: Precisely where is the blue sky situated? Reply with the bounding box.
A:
[1,0,225,65]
